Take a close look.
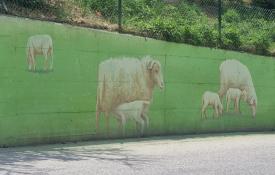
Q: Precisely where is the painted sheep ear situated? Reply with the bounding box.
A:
[147,60,156,70]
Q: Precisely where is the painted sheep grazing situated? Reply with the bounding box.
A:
[225,88,247,113]
[201,91,223,119]
[96,56,164,133]
[26,34,53,71]
[218,59,257,117]
[113,100,150,136]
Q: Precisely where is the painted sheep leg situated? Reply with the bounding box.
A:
[218,105,223,116]
[113,111,121,136]
[31,54,36,71]
[251,104,256,118]
[115,111,126,137]
[120,112,126,137]
[28,50,35,71]
[116,117,122,132]
[28,56,32,71]
[49,47,54,70]
[226,97,230,113]
[136,117,145,136]
[105,112,110,136]
[201,104,207,119]
[143,114,149,129]
[214,105,219,118]
[44,53,49,71]
[218,86,227,104]
[140,120,145,136]
[234,98,239,113]
[135,121,140,133]
[236,97,240,113]
[95,110,100,133]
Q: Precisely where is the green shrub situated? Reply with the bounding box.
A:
[123,1,147,18]
[77,0,274,56]
[178,1,203,21]
[124,0,163,21]
[222,26,241,49]
[78,0,118,19]
[183,21,217,46]
[142,17,179,41]
[244,31,272,54]
[200,25,218,47]
[223,9,241,23]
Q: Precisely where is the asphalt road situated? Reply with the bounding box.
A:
[1,133,275,175]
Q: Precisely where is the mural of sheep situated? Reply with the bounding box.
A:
[96,56,164,133]
[225,88,247,113]
[26,34,53,71]
[112,100,150,136]
[201,91,223,119]
[218,59,257,117]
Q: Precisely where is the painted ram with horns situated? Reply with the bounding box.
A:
[96,56,164,133]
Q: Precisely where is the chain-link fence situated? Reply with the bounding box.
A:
[0,0,274,56]
[120,0,275,55]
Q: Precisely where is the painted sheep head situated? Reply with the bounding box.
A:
[243,88,257,118]
[146,59,164,90]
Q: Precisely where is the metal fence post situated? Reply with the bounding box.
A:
[218,0,222,47]
[118,0,122,32]
[1,0,8,13]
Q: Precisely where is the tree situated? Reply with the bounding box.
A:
[1,0,8,13]
[252,0,275,9]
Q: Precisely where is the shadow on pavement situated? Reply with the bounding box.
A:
[0,144,152,174]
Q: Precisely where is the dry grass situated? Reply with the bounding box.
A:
[243,0,252,5]
[5,0,118,31]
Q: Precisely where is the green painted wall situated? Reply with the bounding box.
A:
[0,16,274,147]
